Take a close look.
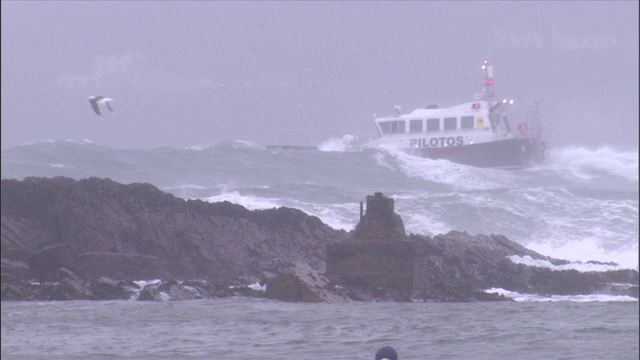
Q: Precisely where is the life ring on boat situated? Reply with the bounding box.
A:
[517,122,528,136]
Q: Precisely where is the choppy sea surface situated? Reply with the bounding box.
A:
[2,139,638,269]
[1,140,638,359]
[2,298,639,360]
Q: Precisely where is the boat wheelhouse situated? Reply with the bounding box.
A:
[363,61,547,169]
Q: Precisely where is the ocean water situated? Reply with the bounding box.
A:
[1,140,639,358]
[2,139,638,270]
[2,298,639,359]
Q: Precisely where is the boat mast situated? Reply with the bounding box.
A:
[481,60,495,109]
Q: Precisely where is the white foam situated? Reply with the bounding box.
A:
[541,146,638,182]
[247,281,266,292]
[382,147,521,191]
[162,184,207,191]
[525,239,639,270]
[485,287,638,302]
[185,140,263,151]
[184,143,214,151]
[317,135,360,152]
[231,140,264,150]
[133,279,162,288]
[64,138,94,145]
[203,192,282,210]
[304,202,359,231]
[509,186,638,269]
[257,197,358,231]
[372,151,398,172]
[129,279,170,301]
[200,190,359,231]
[49,163,66,168]
[508,255,631,272]
[396,210,450,236]
[318,138,347,152]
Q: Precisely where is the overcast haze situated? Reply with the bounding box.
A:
[2,1,638,150]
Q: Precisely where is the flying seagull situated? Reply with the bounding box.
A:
[87,96,116,118]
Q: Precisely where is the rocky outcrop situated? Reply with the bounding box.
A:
[264,263,346,303]
[325,192,639,302]
[1,176,349,287]
[0,274,264,302]
[1,178,638,302]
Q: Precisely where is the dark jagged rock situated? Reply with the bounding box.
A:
[27,243,76,282]
[1,178,638,302]
[264,263,346,303]
[75,252,170,281]
[90,277,140,300]
[136,283,166,301]
[135,279,242,301]
[1,177,348,287]
[1,258,32,280]
[5,267,98,301]
[326,193,639,302]
[0,275,248,302]
[327,240,416,293]
[53,267,96,300]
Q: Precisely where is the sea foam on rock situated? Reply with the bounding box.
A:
[324,192,638,302]
[1,177,637,302]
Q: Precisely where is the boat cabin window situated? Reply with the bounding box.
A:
[426,118,439,131]
[444,117,457,131]
[379,120,405,134]
[409,119,423,133]
[461,116,474,129]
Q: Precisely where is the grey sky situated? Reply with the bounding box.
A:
[2,1,638,150]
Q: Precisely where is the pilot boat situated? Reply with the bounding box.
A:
[362,61,547,169]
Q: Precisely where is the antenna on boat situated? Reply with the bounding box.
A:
[481,60,495,108]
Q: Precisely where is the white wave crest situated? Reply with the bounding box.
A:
[508,255,630,272]
[542,146,638,182]
[485,287,638,302]
[231,140,264,150]
[525,238,639,270]
[381,147,521,191]
[247,281,266,292]
[317,135,360,152]
[318,138,347,152]
[133,279,162,288]
[186,140,264,151]
[162,184,207,191]
[203,192,281,210]
[185,143,215,151]
[58,138,94,145]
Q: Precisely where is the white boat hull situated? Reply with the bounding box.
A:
[402,137,547,169]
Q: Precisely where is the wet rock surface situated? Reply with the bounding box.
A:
[1,177,637,302]
[1,176,346,301]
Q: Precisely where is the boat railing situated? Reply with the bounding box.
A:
[526,102,542,140]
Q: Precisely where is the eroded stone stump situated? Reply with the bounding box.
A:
[326,192,414,293]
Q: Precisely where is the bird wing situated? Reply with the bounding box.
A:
[103,98,115,114]
[88,98,102,116]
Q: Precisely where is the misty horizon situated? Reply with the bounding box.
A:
[2,1,638,151]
